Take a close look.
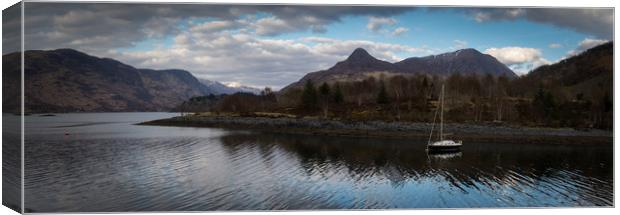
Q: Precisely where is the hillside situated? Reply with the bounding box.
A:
[2,49,213,113]
[282,47,516,91]
[516,42,613,99]
[395,48,516,78]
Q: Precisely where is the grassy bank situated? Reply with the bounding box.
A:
[138,113,612,144]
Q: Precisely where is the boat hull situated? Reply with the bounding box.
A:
[427,145,462,152]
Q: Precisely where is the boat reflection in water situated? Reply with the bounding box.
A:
[213,132,612,207]
[427,150,463,160]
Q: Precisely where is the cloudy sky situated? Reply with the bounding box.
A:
[2,3,613,89]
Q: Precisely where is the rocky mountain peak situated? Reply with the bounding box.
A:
[346,48,374,61]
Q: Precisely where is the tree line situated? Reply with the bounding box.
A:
[285,73,611,130]
[178,72,611,130]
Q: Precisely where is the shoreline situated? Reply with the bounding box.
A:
[138,115,613,144]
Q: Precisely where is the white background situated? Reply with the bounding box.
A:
[0,0,617,215]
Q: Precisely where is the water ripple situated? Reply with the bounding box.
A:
[21,113,614,211]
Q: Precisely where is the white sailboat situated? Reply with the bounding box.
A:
[427,84,462,152]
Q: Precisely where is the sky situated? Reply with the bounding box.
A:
[2,3,614,89]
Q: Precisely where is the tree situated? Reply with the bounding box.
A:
[259,87,276,111]
[319,82,330,97]
[215,92,262,114]
[446,73,463,102]
[532,87,555,124]
[300,80,318,110]
[420,76,431,111]
[376,81,390,104]
[332,82,344,104]
[261,87,273,96]
[390,76,407,121]
[319,82,331,118]
[180,101,187,117]
[494,76,509,121]
[482,74,495,98]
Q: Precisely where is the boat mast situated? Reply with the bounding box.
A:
[427,92,439,145]
[440,84,444,141]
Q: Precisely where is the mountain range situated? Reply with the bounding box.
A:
[2,43,610,113]
[281,47,517,91]
[2,49,255,113]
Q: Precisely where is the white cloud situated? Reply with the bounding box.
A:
[472,9,524,22]
[452,40,468,50]
[548,43,562,48]
[473,12,491,22]
[484,46,550,75]
[104,27,430,90]
[190,20,241,33]
[484,47,542,65]
[187,15,329,37]
[566,38,608,56]
[391,27,409,36]
[367,16,410,37]
[367,16,396,32]
[579,38,608,49]
[305,37,429,62]
[9,3,412,54]
[253,17,296,36]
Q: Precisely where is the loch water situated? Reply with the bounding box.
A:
[14,112,613,212]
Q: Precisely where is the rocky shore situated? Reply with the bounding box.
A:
[139,115,613,144]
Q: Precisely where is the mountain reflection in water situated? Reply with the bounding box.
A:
[219,133,612,206]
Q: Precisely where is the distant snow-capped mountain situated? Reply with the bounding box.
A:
[199,79,262,95]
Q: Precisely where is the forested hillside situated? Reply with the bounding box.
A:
[188,43,613,130]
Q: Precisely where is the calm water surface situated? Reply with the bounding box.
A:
[21,113,613,212]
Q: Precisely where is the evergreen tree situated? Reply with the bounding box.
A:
[532,87,555,123]
[332,82,344,104]
[300,80,318,109]
[318,82,331,117]
[376,81,390,104]
[319,82,330,97]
